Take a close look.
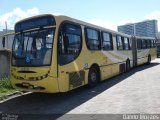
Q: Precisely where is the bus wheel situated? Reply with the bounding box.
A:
[126,59,130,72]
[147,55,151,64]
[88,67,99,87]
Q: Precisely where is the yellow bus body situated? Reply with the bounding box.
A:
[11,14,157,93]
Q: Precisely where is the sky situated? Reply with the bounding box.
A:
[0,0,160,31]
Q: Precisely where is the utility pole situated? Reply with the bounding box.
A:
[133,24,136,36]
[5,21,8,48]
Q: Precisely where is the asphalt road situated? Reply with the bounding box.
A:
[0,59,160,120]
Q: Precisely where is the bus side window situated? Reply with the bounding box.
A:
[2,37,5,48]
[58,22,82,65]
[143,40,146,49]
[153,40,156,48]
[151,40,154,48]
[85,28,101,50]
[116,35,123,50]
[147,40,151,48]
[123,37,130,50]
[137,39,142,50]
[102,32,113,50]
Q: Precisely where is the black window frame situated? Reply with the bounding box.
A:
[102,31,113,51]
[137,39,142,50]
[116,35,131,51]
[151,40,154,48]
[58,21,82,66]
[123,37,131,50]
[153,40,156,48]
[142,39,147,49]
[146,39,151,48]
[116,35,124,50]
[85,27,101,51]
[137,39,156,50]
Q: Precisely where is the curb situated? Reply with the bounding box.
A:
[0,91,30,103]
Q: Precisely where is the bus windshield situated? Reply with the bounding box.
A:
[12,28,55,67]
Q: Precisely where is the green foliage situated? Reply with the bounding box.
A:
[0,78,13,89]
[0,78,19,98]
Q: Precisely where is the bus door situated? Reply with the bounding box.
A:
[57,22,84,91]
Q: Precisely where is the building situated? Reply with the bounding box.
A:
[118,20,158,37]
[0,29,14,50]
[0,29,14,35]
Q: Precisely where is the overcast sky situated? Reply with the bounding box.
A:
[0,0,160,31]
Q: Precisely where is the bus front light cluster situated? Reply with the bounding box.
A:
[29,74,49,81]
[12,73,49,81]
[11,73,24,80]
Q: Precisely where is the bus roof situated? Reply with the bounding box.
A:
[14,14,156,39]
[54,15,132,37]
[134,36,156,40]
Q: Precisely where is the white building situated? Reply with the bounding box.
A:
[118,20,158,37]
[0,29,14,50]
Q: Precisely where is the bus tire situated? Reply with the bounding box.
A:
[88,67,99,88]
[126,59,130,72]
[147,55,151,64]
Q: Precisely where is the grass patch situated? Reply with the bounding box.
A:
[0,78,19,98]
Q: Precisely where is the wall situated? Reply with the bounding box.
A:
[0,32,14,79]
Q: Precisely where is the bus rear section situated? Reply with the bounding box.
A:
[11,15,59,93]
[135,37,157,66]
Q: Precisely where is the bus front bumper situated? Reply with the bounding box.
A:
[11,76,60,93]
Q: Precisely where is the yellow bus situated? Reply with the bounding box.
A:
[11,14,157,93]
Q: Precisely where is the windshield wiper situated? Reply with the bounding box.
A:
[36,28,44,47]
[30,28,42,58]
[25,32,31,55]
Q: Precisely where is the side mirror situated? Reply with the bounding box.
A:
[2,37,5,48]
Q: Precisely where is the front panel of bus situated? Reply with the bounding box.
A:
[11,15,59,93]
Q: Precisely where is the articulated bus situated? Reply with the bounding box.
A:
[11,14,157,93]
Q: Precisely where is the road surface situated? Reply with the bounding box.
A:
[0,59,160,120]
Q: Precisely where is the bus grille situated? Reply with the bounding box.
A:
[69,71,85,89]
